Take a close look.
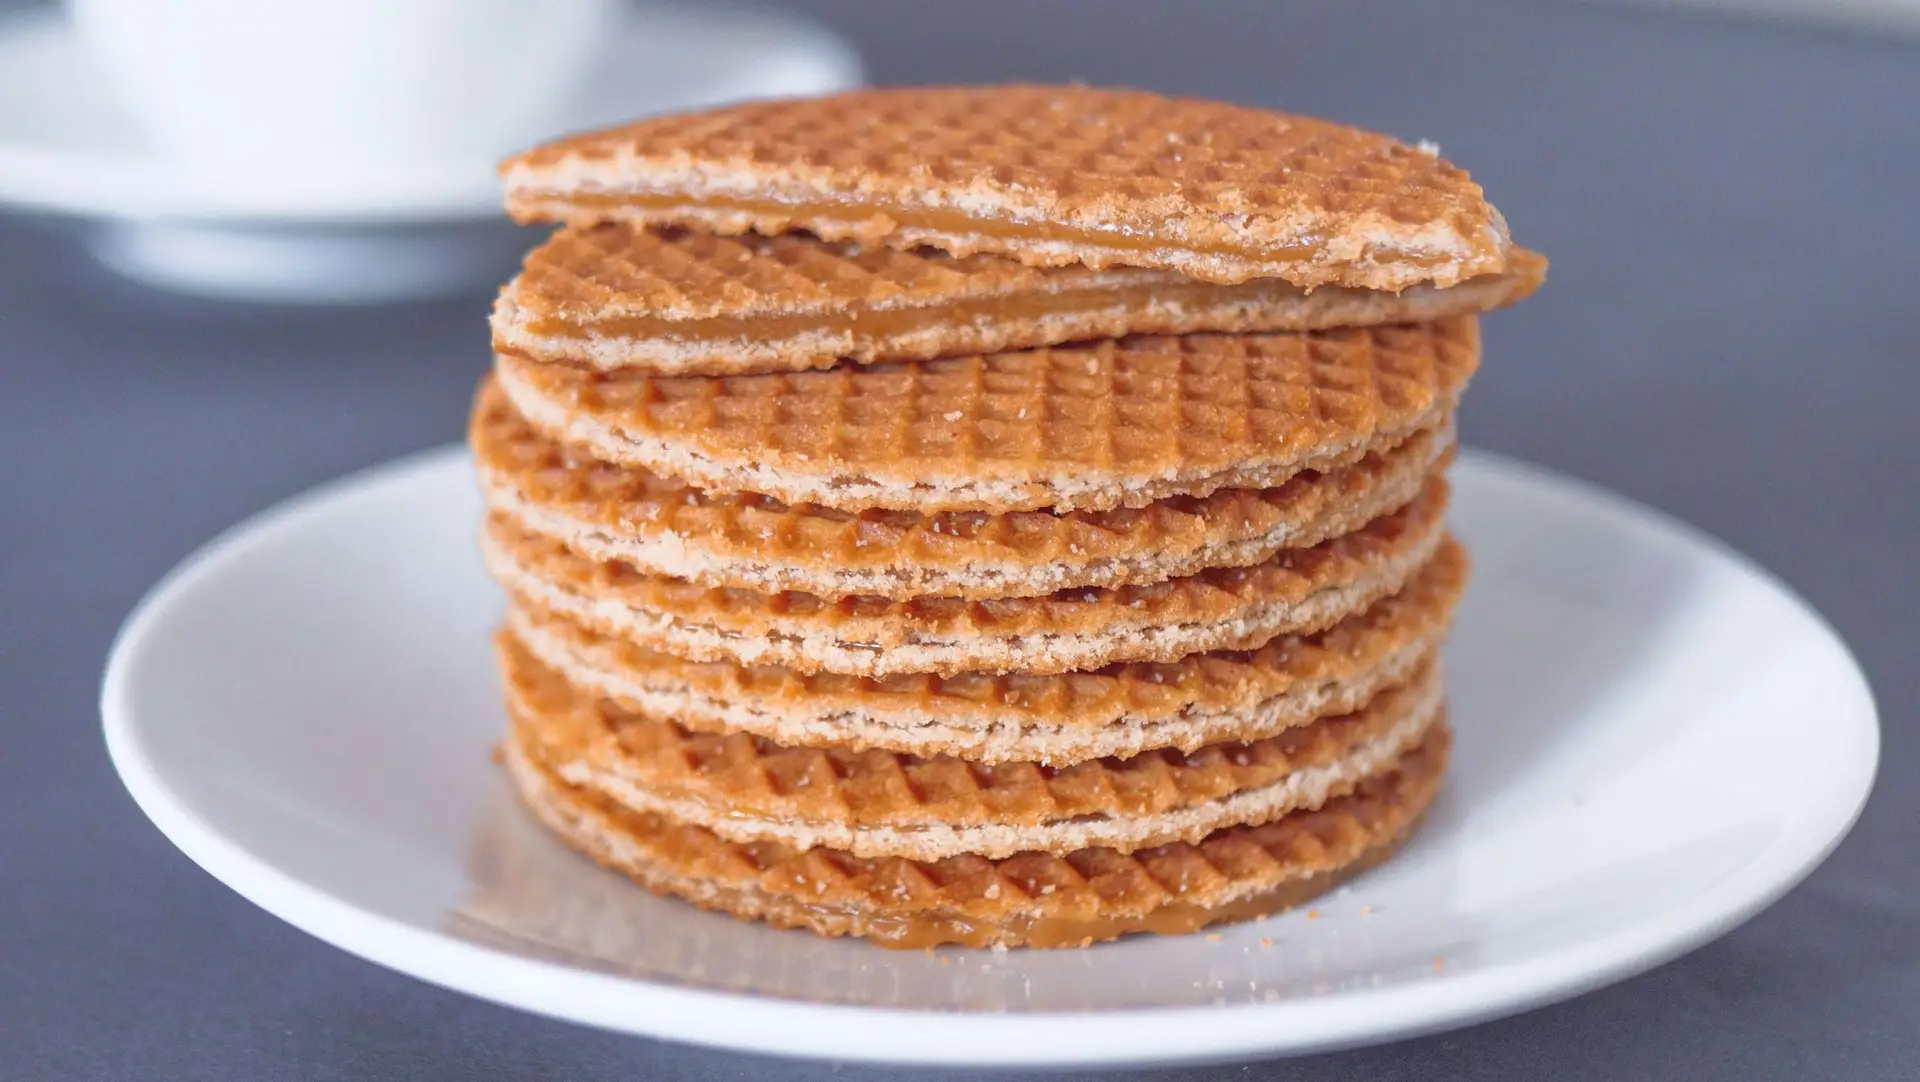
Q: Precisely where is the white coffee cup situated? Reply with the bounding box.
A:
[68,0,611,169]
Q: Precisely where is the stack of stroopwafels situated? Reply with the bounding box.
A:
[476,86,1542,949]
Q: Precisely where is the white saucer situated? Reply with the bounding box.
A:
[100,449,1878,1068]
[0,5,861,299]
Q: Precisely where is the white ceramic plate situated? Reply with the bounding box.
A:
[101,449,1878,1069]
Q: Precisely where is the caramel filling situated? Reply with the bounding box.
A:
[525,276,1346,343]
[548,191,1470,267]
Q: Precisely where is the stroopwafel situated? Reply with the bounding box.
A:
[474,374,1454,599]
[502,535,1467,765]
[500,630,1443,860]
[493,318,1478,514]
[501,85,1516,291]
[503,706,1450,948]
[478,476,1450,677]
[495,222,1544,375]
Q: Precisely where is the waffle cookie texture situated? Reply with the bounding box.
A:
[493,223,1547,376]
[475,373,1456,599]
[501,536,1466,766]
[493,317,1479,514]
[504,708,1451,949]
[500,630,1445,861]
[470,83,1541,948]
[500,85,1514,291]
[479,476,1450,677]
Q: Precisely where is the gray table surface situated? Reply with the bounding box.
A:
[4,1,1916,1078]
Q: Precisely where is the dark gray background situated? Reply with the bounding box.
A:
[3,1,1914,1078]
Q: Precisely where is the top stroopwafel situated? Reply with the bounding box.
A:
[501,85,1518,291]
[495,223,1546,375]
[493,317,1479,514]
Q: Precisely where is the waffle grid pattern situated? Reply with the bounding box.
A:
[482,478,1446,648]
[474,376,1450,598]
[504,538,1466,735]
[493,223,1542,377]
[504,630,1438,831]
[508,717,1449,946]
[504,224,1137,321]
[503,86,1509,290]
[496,318,1477,506]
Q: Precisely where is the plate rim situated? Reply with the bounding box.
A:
[100,446,1881,1067]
